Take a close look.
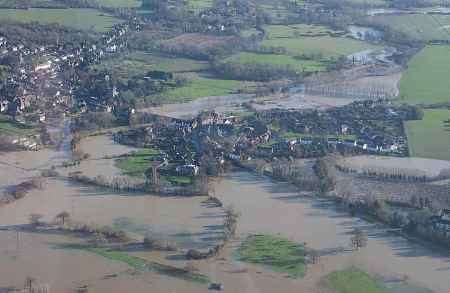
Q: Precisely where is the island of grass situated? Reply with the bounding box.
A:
[321,268,433,293]
[399,45,450,105]
[321,268,389,293]
[96,0,142,8]
[237,234,306,278]
[0,8,122,32]
[404,109,450,161]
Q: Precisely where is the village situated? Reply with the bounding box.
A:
[0,0,450,292]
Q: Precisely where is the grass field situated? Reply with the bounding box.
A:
[404,109,450,161]
[186,0,213,9]
[0,115,35,136]
[399,45,450,105]
[96,0,141,8]
[115,148,161,177]
[237,234,306,278]
[94,52,210,78]
[226,52,327,72]
[0,8,122,32]
[155,76,244,102]
[321,268,389,293]
[368,13,450,41]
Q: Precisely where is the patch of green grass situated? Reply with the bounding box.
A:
[93,52,210,78]
[280,131,357,141]
[262,24,378,58]
[404,109,450,161]
[0,8,122,32]
[321,268,390,293]
[96,0,141,8]
[369,13,450,42]
[163,175,193,185]
[399,45,450,105]
[58,244,209,283]
[0,115,35,135]
[226,52,327,72]
[154,77,244,102]
[237,234,306,278]
[262,35,378,58]
[115,148,161,177]
[186,0,213,9]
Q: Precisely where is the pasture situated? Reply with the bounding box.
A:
[0,8,122,32]
[368,13,450,41]
[237,234,306,278]
[404,109,450,161]
[399,45,450,105]
[96,0,141,7]
[154,76,244,102]
[225,52,327,72]
[93,52,210,78]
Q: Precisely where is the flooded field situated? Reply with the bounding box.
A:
[210,171,450,293]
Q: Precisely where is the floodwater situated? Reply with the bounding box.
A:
[211,171,450,293]
[366,7,450,16]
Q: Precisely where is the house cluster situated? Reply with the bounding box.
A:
[255,101,413,158]
[432,209,450,231]
[0,19,141,120]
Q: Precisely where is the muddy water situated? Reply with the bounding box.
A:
[212,171,450,293]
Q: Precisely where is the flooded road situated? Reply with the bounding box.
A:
[212,171,450,293]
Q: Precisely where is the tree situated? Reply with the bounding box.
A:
[350,228,368,250]
[56,211,70,226]
[29,213,44,226]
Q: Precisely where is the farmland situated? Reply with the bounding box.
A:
[225,52,327,72]
[368,13,450,42]
[321,268,390,293]
[0,115,35,136]
[261,24,379,58]
[399,45,450,105]
[154,76,244,102]
[0,8,122,32]
[93,52,210,78]
[404,109,450,161]
[96,0,142,8]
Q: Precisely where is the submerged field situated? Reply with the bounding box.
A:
[405,109,450,161]
[399,45,450,105]
[0,8,122,32]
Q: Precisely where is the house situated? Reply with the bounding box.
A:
[299,137,313,145]
[0,100,9,113]
[175,164,199,176]
[434,219,450,231]
[343,139,356,147]
[327,137,339,145]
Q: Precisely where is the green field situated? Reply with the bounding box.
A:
[369,13,450,41]
[404,109,450,161]
[226,52,327,72]
[237,234,306,278]
[115,148,161,177]
[186,0,213,9]
[94,52,210,78]
[399,45,450,105]
[96,0,141,8]
[0,8,122,32]
[155,76,244,102]
[321,268,390,293]
[0,115,35,136]
[262,26,378,58]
